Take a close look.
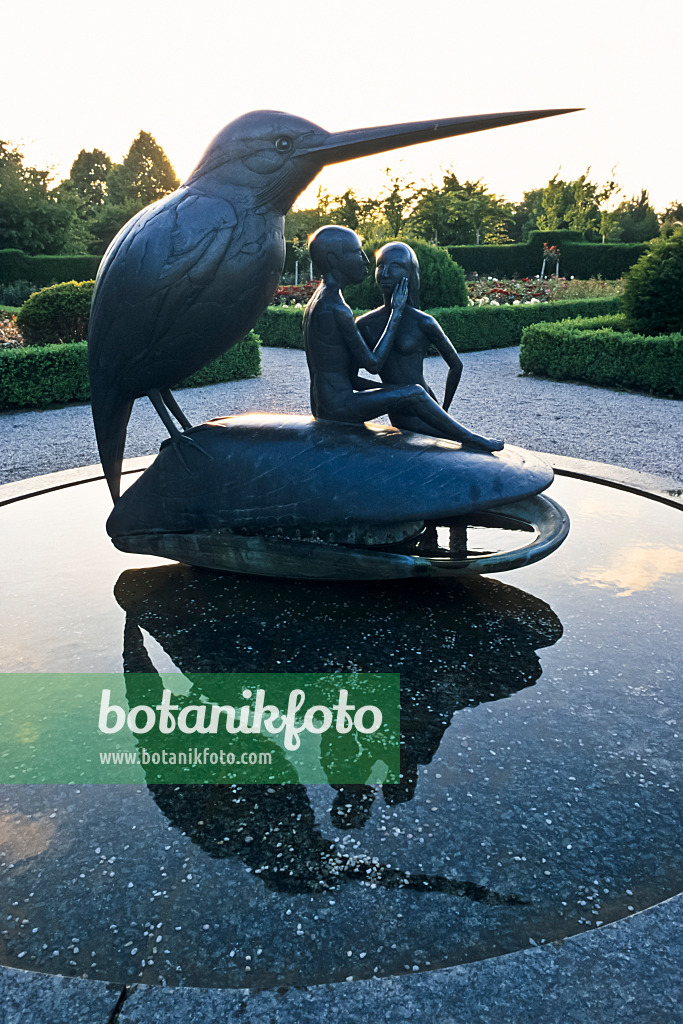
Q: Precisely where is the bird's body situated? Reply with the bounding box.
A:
[90,191,283,396]
[88,106,580,502]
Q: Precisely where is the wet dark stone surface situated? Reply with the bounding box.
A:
[0,474,681,990]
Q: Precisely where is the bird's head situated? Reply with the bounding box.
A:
[184,107,581,214]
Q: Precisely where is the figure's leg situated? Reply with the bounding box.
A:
[161,388,193,431]
[346,386,503,452]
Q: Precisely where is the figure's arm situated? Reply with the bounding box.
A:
[424,317,463,412]
[335,280,408,373]
[353,318,383,389]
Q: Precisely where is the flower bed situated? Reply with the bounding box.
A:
[466,276,624,307]
[467,276,550,306]
[271,280,320,307]
[0,313,23,349]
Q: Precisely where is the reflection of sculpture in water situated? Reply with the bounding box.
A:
[116,567,562,899]
[304,226,502,452]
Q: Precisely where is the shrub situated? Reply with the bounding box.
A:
[0,333,261,410]
[622,230,683,335]
[0,279,39,306]
[343,240,468,310]
[16,280,95,346]
[519,320,683,397]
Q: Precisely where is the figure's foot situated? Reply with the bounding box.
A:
[462,433,504,453]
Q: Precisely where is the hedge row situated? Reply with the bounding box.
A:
[447,232,647,280]
[519,320,683,397]
[429,298,623,351]
[1,232,647,290]
[0,334,261,411]
[0,249,101,287]
[255,297,622,352]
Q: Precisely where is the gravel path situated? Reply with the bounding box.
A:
[1,346,682,486]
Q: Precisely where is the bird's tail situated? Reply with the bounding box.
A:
[90,382,134,503]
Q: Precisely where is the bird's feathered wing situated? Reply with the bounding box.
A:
[88,187,272,503]
[89,189,245,391]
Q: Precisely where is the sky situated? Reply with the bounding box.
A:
[3,0,682,212]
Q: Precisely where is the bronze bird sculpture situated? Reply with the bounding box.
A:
[88,107,579,501]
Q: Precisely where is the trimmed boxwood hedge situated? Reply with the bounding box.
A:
[428,298,622,352]
[0,249,101,287]
[447,231,647,280]
[0,237,648,289]
[519,319,683,397]
[0,333,261,411]
[256,297,622,352]
[255,306,307,348]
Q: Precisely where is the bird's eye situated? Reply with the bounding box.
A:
[275,137,293,153]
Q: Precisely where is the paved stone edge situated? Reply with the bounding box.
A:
[0,965,123,1024]
[115,895,683,1024]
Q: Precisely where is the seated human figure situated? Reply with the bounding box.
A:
[304,226,502,452]
[356,242,466,434]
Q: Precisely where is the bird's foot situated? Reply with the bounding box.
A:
[160,430,215,472]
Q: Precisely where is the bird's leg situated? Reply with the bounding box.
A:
[148,389,186,440]
[148,390,213,469]
[161,388,193,431]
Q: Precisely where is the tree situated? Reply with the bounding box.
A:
[536,174,575,230]
[536,170,619,238]
[452,179,513,245]
[660,200,683,237]
[0,141,74,254]
[623,228,683,334]
[85,132,180,255]
[410,173,513,246]
[378,169,416,237]
[509,188,544,242]
[409,184,460,244]
[612,190,660,243]
[88,199,144,255]
[68,148,112,209]
[107,131,179,207]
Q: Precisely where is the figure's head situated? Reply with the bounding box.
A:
[308,225,369,285]
[375,242,420,308]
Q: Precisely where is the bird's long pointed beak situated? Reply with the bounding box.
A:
[308,108,583,165]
